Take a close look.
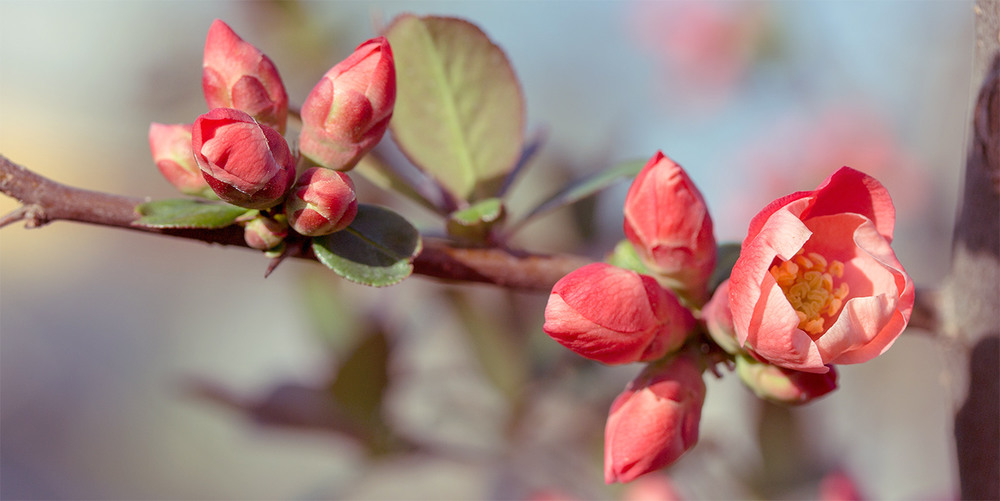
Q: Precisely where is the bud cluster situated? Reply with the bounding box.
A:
[543,152,912,484]
[148,19,397,249]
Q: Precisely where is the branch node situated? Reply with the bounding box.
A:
[0,204,51,229]
[0,206,28,228]
[23,204,51,228]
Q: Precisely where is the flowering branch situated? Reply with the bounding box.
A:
[0,154,588,291]
[1,152,948,323]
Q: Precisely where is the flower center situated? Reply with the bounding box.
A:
[769,250,849,337]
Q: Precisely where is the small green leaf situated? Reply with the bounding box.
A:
[311,204,422,287]
[134,198,251,229]
[384,15,525,202]
[446,197,505,243]
[509,159,646,232]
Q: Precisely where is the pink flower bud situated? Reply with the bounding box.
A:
[701,279,742,355]
[605,353,706,484]
[735,355,838,405]
[202,19,288,133]
[192,108,296,209]
[148,122,212,197]
[285,167,358,236]
[624,151,716,304]
[543,263,695,365]
[299,37,396,171]
[244,214,287,251]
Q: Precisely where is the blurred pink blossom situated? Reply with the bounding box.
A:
[719,106,929,240]
[819,469,866,501]
[622,474,684,501]
[626,1,769,107]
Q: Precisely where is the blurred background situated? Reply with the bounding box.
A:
[0,1,973,499]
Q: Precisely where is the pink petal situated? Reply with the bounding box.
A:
[748,274,827,372]
[729,204,812,344]
[544,293,651,364]
[814,217,912,364]
[553,264,659,333]
[804,166,896,243]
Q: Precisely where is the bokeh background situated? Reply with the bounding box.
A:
[0,1,974,499]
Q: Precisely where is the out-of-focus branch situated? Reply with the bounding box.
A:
[0,154,588,292]
[940,2,999,497]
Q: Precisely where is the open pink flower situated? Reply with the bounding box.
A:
[728,167,914,373]
[624,151,716,304]
[192,107,296,209]
[544,263,695,365]
[605,353,705,484]
[202,19,288,133]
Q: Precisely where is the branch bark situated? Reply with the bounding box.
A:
[0,154,589,292]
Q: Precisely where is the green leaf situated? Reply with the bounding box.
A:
[329,328,390,434]
[509,159,646,232]
[446,197,505,243]
[710,242,742,292]
[311,204,422,287]
[384,15,525,202]
[133,199,251,229]
[445,289,526,403]
[298,274,363,353]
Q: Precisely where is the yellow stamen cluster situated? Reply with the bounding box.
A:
[769,250,849,336]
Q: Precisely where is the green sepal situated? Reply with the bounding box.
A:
[446,198,505,244]
[606,239,651,275]
[311,204,422,287]
[133,198,252,229]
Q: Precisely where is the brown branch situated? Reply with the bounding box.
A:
[0,154,589,292]
[940,2,1000,497]
[907,286,940,333]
